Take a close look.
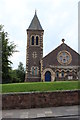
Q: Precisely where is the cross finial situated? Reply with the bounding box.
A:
[62,38,65,43]
[35,9,37,15]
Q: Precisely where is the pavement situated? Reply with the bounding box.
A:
[1,105,80,120]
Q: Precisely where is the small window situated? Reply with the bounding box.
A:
[56,71,59,77]
[32,36,34,45]
[63,58,66,63]
[60,56,62,61]
[35,67,38,75]
[62,71,64,77]
[32,67,34,75]
[63,52,65,56]
[31,66,38,75]
[68,76,73,80]
[66,56,69,61]
[36,36,39,45]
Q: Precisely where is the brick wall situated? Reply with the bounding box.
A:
[2,90,80,110]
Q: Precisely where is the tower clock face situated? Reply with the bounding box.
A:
[57,50,72,65]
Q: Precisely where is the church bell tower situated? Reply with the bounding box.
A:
[25,11,44,82]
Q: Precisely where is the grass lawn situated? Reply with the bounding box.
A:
[1,81,80,93]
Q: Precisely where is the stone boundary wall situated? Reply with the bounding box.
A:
[2,90,80,110]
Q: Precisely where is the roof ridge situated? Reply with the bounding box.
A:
[42,42,79,60]
[42,43,63,60]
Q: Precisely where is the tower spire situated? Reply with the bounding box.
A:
[35,9,37,15]
[28,10,43,30]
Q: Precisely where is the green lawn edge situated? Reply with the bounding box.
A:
[1,81,80,93]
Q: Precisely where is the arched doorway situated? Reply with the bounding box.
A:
[45,71,51,82]
[42,68,55,82]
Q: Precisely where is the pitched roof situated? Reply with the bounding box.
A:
[42,41,80,66]
[28,11,43,30]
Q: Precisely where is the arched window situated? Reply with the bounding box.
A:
[35,67,38,75]
[36,36,39,45]
[31,66,38,75]
[62,71,64,77]
[31,36,34,45]
[32,67,34,75]
[56,71,59,77]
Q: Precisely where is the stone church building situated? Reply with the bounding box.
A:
[25,12,80,82]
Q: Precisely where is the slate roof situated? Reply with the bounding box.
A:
[28,11,43,30]
[42,41,80,67]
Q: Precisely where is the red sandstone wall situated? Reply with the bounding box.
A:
[2,90,79,110]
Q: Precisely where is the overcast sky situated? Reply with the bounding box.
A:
[0,0,80,69]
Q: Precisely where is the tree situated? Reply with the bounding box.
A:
[0,25,17,83]
[16,62,25,82]
[0,25,2,83]
[9,69,21,83]
[10,62,25,83]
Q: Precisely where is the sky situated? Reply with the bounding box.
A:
[0,0,80,69]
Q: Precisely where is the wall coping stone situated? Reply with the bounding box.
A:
[2,89,80,95]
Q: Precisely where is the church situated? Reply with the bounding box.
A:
[25,11,80,82]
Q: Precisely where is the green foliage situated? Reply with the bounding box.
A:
[0,25,25,83]
[10,62,25,83]
[0,25,2,83]
[9,70,21,83]
[16,62,25,82]
[0,25,17,83]
[2,81,79,93]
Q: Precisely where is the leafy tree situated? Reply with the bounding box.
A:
[9,69,21,83]
[16,62,25,82]
[10,62,25,83]
[0,25,2,83]
[0,25,17,83]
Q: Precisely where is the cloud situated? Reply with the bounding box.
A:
[0,0,79,69]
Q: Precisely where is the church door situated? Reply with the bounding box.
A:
[45,71,51,82]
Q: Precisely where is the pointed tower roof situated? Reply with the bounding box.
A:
[28,11,43,30]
